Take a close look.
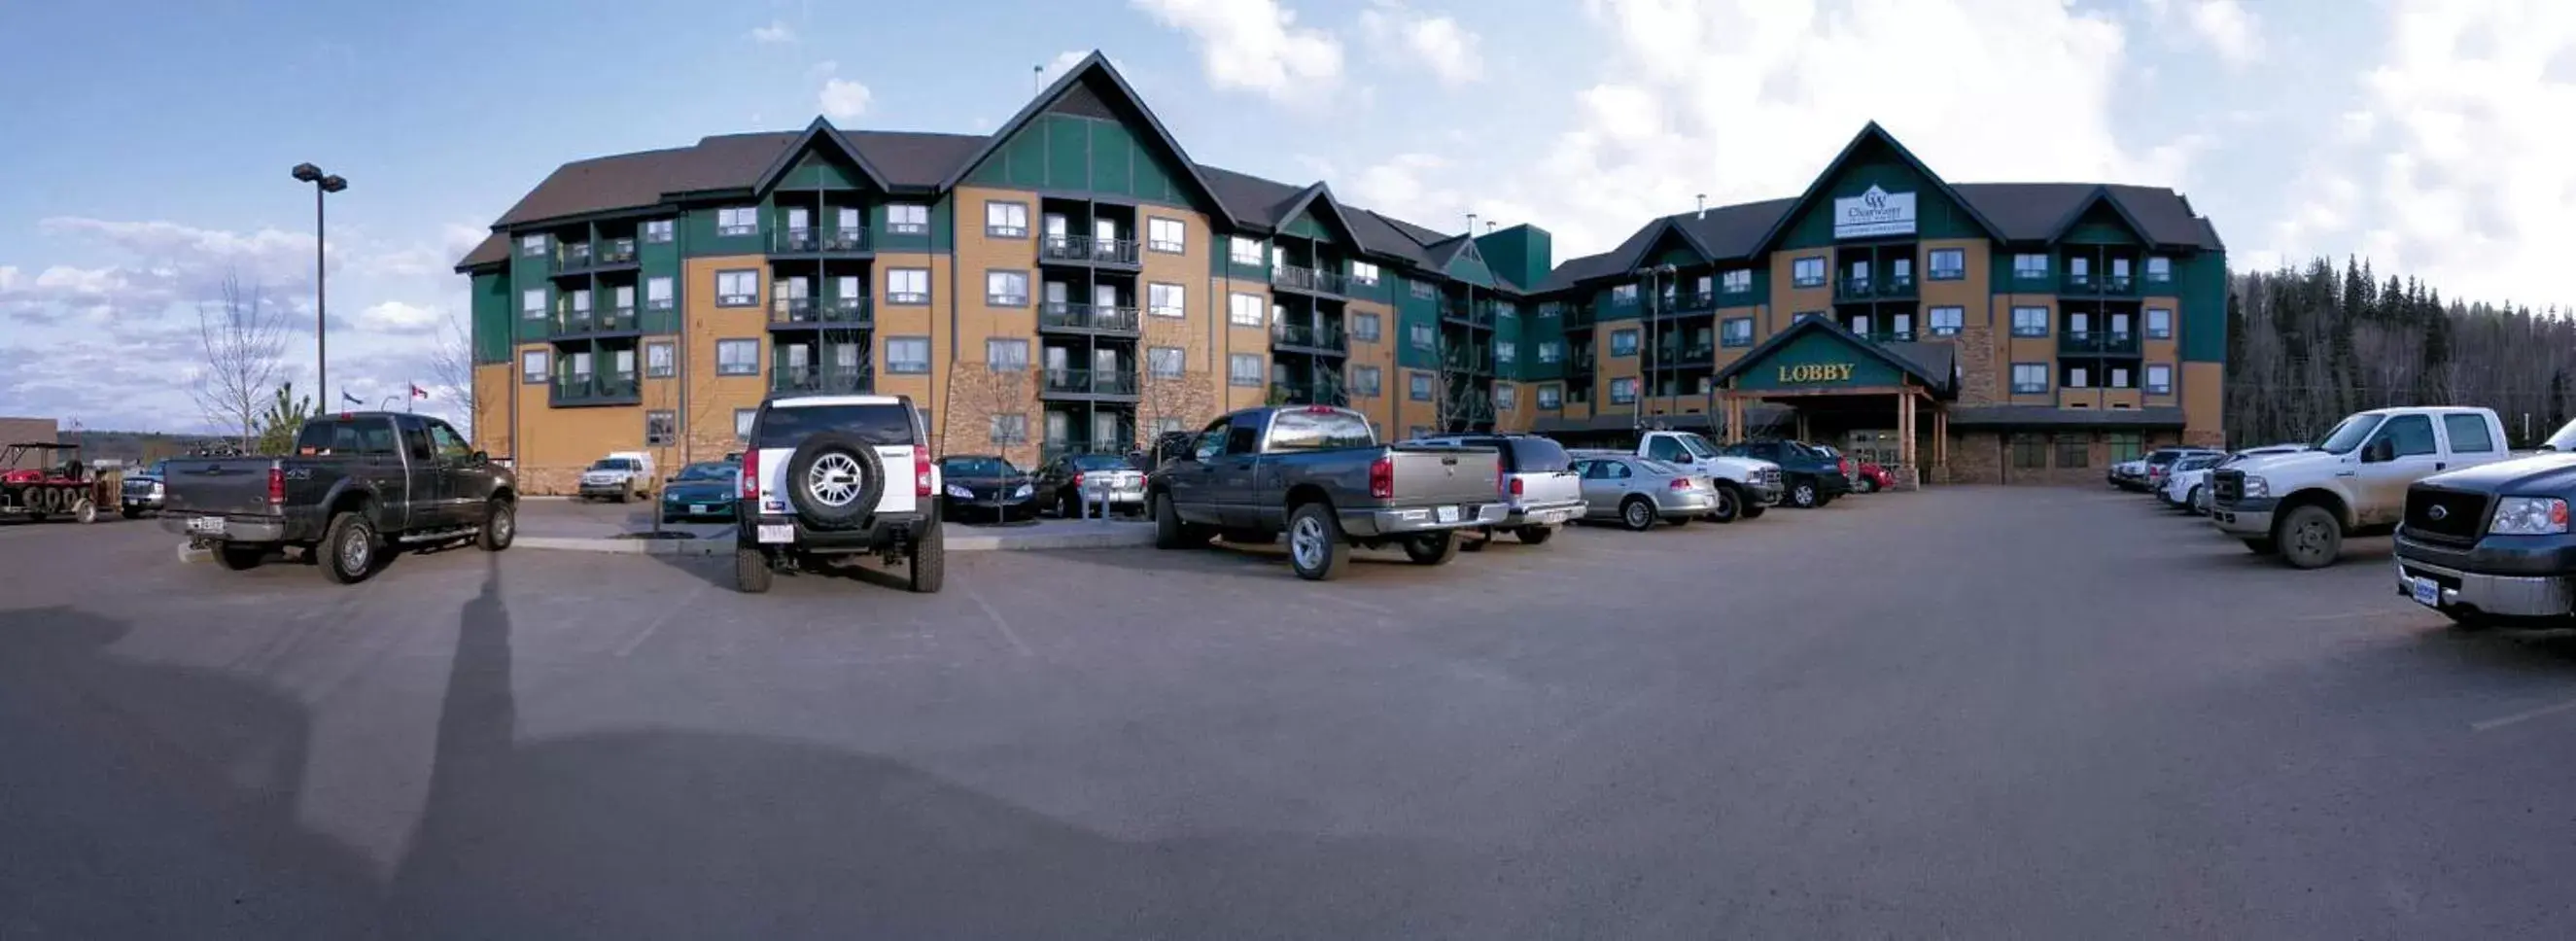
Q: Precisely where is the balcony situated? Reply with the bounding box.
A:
[1271,263,1350,297]
[772,365,872,394]
[2099,273,2137,296]
[551,372,640,406]
[2059,330,2141,355]
[1879,273,1916,298]
[1852,330,1918,345]
[1040,367,1139,400]
[770,296,873,329]
[1271,321,1347,355]
[1564,305,1596,329]
[2062,271,2098,294]
[1441,301,1493,328]
[771,227,871,255]
[551,306,638,338]
[1037,302,1141,335]
[1444,350,1493,376]
[2010,268,2054,290]
[1653,340,1716,364]
[1270,379,1349,406]
[1041,440,1135,465]
[1039,234,1141,268]
[1833,276,1879,302]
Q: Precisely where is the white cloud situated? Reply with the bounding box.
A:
[1131,0,1344,106]
[748,20,794,44]
[355,300,442,334]
[2144,0,2263,68]
[1038,50,1090,86]
[818,78,872,121]
[1358,1,1483,87]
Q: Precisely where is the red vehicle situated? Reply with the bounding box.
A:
[1855,462,1897,494]
[0,442,114,523]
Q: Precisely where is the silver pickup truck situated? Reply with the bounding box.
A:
[1147,405,1506,580]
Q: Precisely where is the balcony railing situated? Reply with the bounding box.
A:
[1853,330,1918,344]
[2062,272,2097,293]
[1834,276,1876,301]
[598,238,636,265]
[1271,264,1351,296]
[2059,330,2141,355]
[1040,234,1141,265]
[1041,440,1137,465]
[556,239,637,272]
[822,227,867,252]
[771,296,873,327]
[768,227,869,254]
[1444,351,1493,375]
[1041,367,1138,397]
[2011,268,2053,287]
[2100,273,2136,296]
[1271,321,1348,353]
[552,372,640,404]
[1441,302,1492,327]
[772,365,873,394]
[1270,380,1350,406]
[1879,274,1916,298]
[1565,305,1596,329]
[1038,302,1141,334]
[551,306,638,336]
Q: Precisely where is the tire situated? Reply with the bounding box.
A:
[121,505,140,519]
[72,498,97,524]
[2243,538,2279,555]
[1857,476,1880,494]
[1151,493,1208,549]
[735,546,773,594]
[1059,491,1079,520]
[1619,496,1655,532]
[783,432,887,530]
[2186,486,2206,515]
[907,515,945,594]
[1742,504,1767,519]
[1285,502,1349,581]
[1788,477,1820,508]
[2275,505,2343,569]
[1516,525,1555,545]
[1667,516,1692,527]
[478,499,515,551]
[320,512,378,585]
[1706,483,1742,523]
[216,544,264,571]
[1404,530,1462,566]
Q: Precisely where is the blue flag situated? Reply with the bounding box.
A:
[342,391,363,405]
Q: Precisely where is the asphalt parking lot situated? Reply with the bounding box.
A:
[5,487,2575,938]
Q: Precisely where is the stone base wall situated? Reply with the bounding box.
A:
[1933,430,2181,486]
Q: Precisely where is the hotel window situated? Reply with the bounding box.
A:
[1352,312,1381,341]
[1148,283,1185,319]
[984,201,1028,238]
[1410,372,1433,401]
[1147,217,1186,253]
[521,288,545,319]
[1928,306,1965,336]
[645,411,676,446]
[1351,261,1381,286]
[714,339,759,376]
[2010,363,2047,394]
[1352,366,1382,397]
[645,276,674,311]
[1610,377,1639,404]
[2010,306,2049,336]
[990,413,1028,445]
[2145,307,2173,339]
[1793,256,1827,288]
[520,349,547,383]
[2064,365,2091,389]
[1538,339,1562,363]
[716,207,758,236]
[1610,284,1639,306]
[1229,354,1263,387]
[519,234,546,257]
[2010,434,2047,469]
[1928,248,1966,281]
[644,340,675,379]
[1722,269,1752,295]
[2054,435,2090,469]
[886,268,929,305]
[1147,346,1185,378]
[1610,329,1640,356]
[715,270,758,307]
[2107,432,2145,463]
[642,220,674,244]
[1230,235,1266,266]
[1537,385,1562,409]
[886,204,929,235]
[2145,364,2174,395]
[1410,279,1435,300]
[986,338,1029,371]
[2109,366,2132,389]
[1495,383,1517,410]
[1496,339,1517,366]
[1229,292,1265,327]
[2013,254,2050,279]
[987,270,1029,307]
[886,337,930,374]
[1410,323,1436,349]
[2145,256,2173,284]
[1722,317,1755,347]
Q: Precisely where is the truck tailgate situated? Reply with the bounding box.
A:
[163,458,278,517]
[1385,445,1502,507]
[1514,468,1584,506]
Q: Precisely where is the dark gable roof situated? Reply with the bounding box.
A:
[457,232,508,270]
[491,132,796,227]
[751,118,893,193]
[845,130,985,189]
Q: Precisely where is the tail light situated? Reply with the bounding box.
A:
[914,449,933,497]
[740,449,760,500]
[1508,476,1524,497]
[1369,455,1394,500]
[1669,476,1693,491]
[1840,458,1853,475]
[266,466,285,505]
[1072,471,1085,488]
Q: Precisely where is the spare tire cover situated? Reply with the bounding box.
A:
[783,432,886,530]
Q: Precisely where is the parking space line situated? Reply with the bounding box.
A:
[964,586,1034,656]
[2469,696,2576,732]
[614,580,706,657]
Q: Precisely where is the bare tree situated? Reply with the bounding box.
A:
[1427,332,1492,434]
[941,361,1036,465]
[187,272,289,451]
[1136,316,1218,452]
[428,308,478,440]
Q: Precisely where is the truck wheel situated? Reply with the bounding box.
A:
[1788,477,1820,508]
[907,520,945,594]
[216,544,265,572]
[72,498,97,524]
[1856,475,1880,494]
[1286,502,1349,581]
[1619,497,1655,532]
[735,546,774,594]
[1706,483,1742,523]
[1151,493,1207,549]
[121,505,141,519]
[2186,486,2207,515]
[477,499,515,551]
[1404,531,1462,566]
[2243,538,2278,555]
[320,512,378,585]
[1516,525,1555,545]
[1742,504,1767,519]
[2275,505,2342,569]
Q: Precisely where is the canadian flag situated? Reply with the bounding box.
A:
[409,383,429,401]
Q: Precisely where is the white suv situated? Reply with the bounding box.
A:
[736,394,943,593]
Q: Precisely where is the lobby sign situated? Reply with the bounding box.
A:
[1834,185,1916,239]
[1778,363,1858,384]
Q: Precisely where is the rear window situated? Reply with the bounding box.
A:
[1504,436,1570,472]
[293,419,398,457]
[1265,408,1374,451]
[1070,454,1135,470]
[590,458,638,471]
[942,457,1018,477]
[754,402,918,449]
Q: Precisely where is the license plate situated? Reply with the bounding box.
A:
[757,524,794,543]
[2410,576,2441,608]
[1436,505,1461,524]
[690,504,709,514]
[188,516,226,535]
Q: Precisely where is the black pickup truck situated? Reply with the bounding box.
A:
[2393,418,2576,627]
[162,412,517,583]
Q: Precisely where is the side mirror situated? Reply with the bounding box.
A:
[470,450,489,464]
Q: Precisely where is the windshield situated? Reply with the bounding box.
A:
[1070,454,1136,470]
[1676,433,1720,459]
[942,457,1017,477]
[589,459,637,471]
[2542,418,2576,452]
[676,463,733,481]
[2312,414,2385,455]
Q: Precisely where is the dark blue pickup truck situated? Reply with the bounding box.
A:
[2394,418,2576,628]
[162,412,517,583]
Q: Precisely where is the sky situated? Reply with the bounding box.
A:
[2,0,2571,433]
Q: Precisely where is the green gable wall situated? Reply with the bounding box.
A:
[508,242,550,344]
[638,216,681,333]
[1445,246,1497,288]
[2061,199,2142,245]
[1774,140,1984,251]
[2178,250,2228,363]
[470,272,512,364]
[963,112,1203,210]
[778,150,863,191]
[1730,331,1902,392]
[1475,226,1551,293]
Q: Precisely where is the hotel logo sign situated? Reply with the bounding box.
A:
[1834,185,1916,239]
[1777,363,1858,384]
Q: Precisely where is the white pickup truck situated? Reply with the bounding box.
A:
[1628,430,1784,523]
[2210,405,2514,568]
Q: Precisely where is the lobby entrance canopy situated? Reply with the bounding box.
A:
[1709,317,1959,476]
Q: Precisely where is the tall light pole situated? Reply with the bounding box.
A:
[292,163,348,405]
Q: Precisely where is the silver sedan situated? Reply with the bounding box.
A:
[1568,455,1718,531]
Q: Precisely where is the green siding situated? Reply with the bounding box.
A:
[1281,209,1331,241]
[2178,250,2228,363]
[1521,303,1565,382]
[638,217,681,333]
[2061,199,2142,245]
[508,237,551,344]
[1493,305,1525,381]
[780,150,862,190]
[1593,284,1642,323]
[1395,276,1441,370]
[683,203,764,257]
[1089,121,1134,193]
[1773,141,1985,251]
[1475,226,1551,293]
[964,112,1204,211]
[470,272,512,364]
[1215,234,1269,280]
[1730,330,1902,392]
[1445,246,1497,289]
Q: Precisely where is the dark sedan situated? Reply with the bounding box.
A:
[659,461,741,523]
[939,455,1039,523]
